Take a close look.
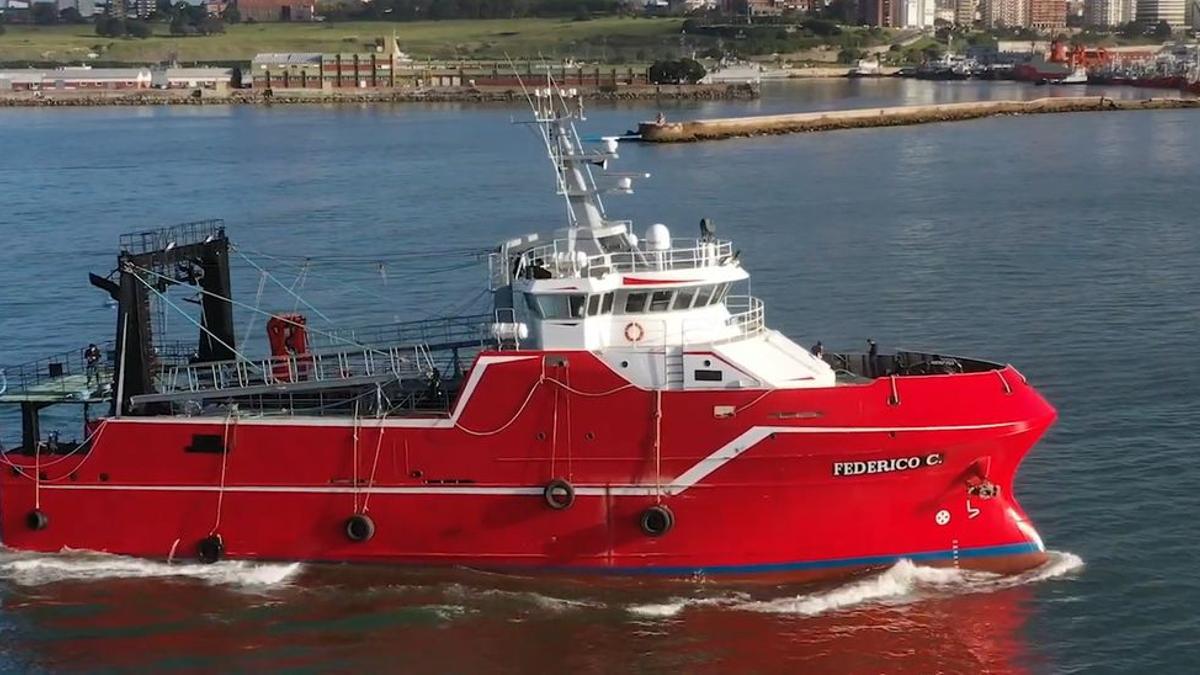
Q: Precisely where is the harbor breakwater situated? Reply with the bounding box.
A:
[637,96,1200,142]
[0,83,758,107]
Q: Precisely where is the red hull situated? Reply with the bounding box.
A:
[1,351,1054,579]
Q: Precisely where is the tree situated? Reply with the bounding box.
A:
[198,16,225,35]
[224,6,241,23]
[837,47,864,64]
[1117,21,1142,39]
[126,20,153,38]
[96,16,123,37]
[59,6,84,23]
[1153,20,1172,39]
[648,58,706,84]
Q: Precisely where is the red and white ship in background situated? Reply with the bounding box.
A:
[0,87,1057,580]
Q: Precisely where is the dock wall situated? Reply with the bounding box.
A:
[637,97,1200,142]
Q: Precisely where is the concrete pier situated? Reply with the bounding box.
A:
[637,96,1200,142]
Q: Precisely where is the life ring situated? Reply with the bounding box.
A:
[25,509,48,531]
[197,534,224,564]
[640,504,674,537]
[624,322,645,343]
[544,478,575,510]
[345,514,376,542]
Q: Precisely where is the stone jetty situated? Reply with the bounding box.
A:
[637,96,1200,142]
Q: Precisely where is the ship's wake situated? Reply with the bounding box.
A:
[0,548,1083,618]
[0,548,301,589]
[626,550,1084,618]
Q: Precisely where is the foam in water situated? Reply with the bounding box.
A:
[626,551,1084,619]
[0,550,301,588]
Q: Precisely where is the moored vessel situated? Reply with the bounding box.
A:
[0,85,1057,581]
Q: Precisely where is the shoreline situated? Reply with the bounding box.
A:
[636,96,1200,142]
[0,84,759,108]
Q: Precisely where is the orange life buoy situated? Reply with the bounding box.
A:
[624,322,645,342]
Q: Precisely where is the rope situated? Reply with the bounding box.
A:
[889,375,901,406]
[33,437,40,510]
[0,419,109,477]
[130,263,394,360]
[234,248,334,325]
[210,409,236,536]
[654,388,663,504]
[732,389,773,416]
[361,420,386,514]
[550,386,559,477]
[131,272,259,368]
[352,400,361,513]
[453,372,636,437]
[243,269,269,343]
[564,367,573,480]
[543,378,636,398]
[454,374,545,436]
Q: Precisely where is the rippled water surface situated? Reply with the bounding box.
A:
[0,79,1198,672]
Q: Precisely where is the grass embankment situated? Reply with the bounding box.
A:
[0,17,686,65]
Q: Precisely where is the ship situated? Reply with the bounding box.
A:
[0,86,1057,581]
[915,54,981,81]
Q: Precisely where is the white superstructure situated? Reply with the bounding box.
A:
[488,86,834,391]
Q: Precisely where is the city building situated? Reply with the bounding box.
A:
[0,67,233,91]
[1137,0,1186,26]
[860,0,895,25]
[1083,0,1133,25]
[954,0,977,25]
[248,40,650,91]
[982,0,1027,27]
[55,0,97,15]
[237,0,315,21]
[1029,0,1067,28]
[903,0,938,27]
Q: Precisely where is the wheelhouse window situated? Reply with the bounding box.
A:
[524,292,542,318]
[713,283,730,304]
[534,294,587,320]
[625,292,648,313]
[601,292,615,314]
[649,290,673,312]
[693,285,714,307]
[568,295,586,319]
[673,288,696,310]
[586,294,601,317]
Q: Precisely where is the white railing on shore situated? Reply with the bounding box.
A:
[492,237,734,287]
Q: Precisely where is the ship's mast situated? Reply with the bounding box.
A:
[526,85,620,235]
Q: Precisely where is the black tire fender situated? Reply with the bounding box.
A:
[543,478,575,510]
[345,514,376,542]
[197,534,224,564]
[640,504,674,537]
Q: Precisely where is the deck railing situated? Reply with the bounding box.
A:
[317,314,493,351]
[155,343,431,398]
[0,343,115,401]
[119,219,225,256]
[724,295,765,339]
[492,237,734,287]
